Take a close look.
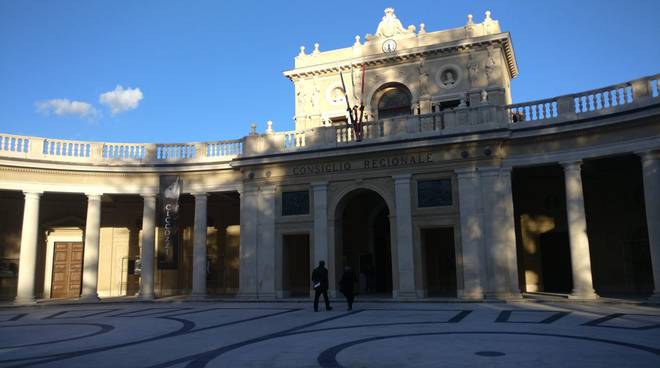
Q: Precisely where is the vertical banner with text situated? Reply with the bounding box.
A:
[158,175,181,269]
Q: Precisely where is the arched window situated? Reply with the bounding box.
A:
[377,86,412,119]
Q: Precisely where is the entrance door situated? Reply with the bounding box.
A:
[283,234,310,297]
[51,242,84,298]
[423,228,457,297]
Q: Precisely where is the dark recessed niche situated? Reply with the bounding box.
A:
[282,190,310,216]
[418,179,452,207]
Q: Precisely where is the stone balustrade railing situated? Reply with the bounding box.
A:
[1,74,657,166]
[0,135,244,165]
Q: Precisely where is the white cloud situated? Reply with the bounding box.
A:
[99,85,143,115]
[36,99,98,119]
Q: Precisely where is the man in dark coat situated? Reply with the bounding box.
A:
[339,266,356,310]
[312,260,332,312]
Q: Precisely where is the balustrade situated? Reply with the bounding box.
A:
[573,83,632,114]
[102,143,145,160]
[206,140,243,157]
[507,98,558,123]
[0,74,658,165]
[0,134,30,154]
[156,144,196,160]
[43,139,90,158]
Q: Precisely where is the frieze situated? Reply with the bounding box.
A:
[291,152,433,177]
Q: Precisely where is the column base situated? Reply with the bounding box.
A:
[257,292,277,300]
[393,290,418,299]
[568,290,598,300]
[78,295,100,303]
[236,291,259,300]
[484,292,523,301]
[137,293,155,301]
[13,297,37,305]
[458,290,484,301]
[647,293,660,303]
[187,293,208,301]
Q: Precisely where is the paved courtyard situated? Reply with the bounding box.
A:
[0,300,658,367]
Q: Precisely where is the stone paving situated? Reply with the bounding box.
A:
[0,300,658,367]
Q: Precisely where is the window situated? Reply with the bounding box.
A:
[417,179,452,207]
[377,86,411,118]
[282,191,310,216]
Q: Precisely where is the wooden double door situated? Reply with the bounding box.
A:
[423,228,457,297]
[51,242,84,298]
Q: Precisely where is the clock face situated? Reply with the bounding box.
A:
[382,39,397,53]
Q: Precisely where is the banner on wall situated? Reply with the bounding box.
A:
[158,175,181,269]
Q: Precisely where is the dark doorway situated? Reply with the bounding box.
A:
[582,155,653,296]
[338,189,392,296]
[51,242,83,298]
[422,228,457,297]
[283,234,310,297]
[539,232,573,293]
[512,165,573,294]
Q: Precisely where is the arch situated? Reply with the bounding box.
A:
[332,187,394,296]
[371,83,413,119]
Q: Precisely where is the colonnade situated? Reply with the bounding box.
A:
[455,152,660,299]
[10,150,660,303]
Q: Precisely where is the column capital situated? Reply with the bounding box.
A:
[237,184,259,195]
[311,181,328,189]
[22,191,43,198]
[392,173,412,183]
[141,193,158,199]
[259,185,277,194]
[455,167,477,176]
[636,150,660,162]
[478,166,503,177]
[191,192,208,198]
[85,193,103,201]
[559,160,583,170]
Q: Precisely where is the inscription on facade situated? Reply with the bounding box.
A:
[291,152,433,176]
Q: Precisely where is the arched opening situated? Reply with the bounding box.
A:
[375,84,412,119]
[335,188,392,297]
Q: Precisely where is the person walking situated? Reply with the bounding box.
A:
[312,260,332,312]
[339,266,356,310]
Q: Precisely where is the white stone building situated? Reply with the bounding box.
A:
[0,9,659,303]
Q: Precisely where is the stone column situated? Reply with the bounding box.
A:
[238,185,259,298]
[15,191,42,304]
[192,193,208,297]
[561,161,597,299]
[257,186,276,299]
[139,194,156,300]
[480,167,520,299]
[455,168,484,299]
[81,193,102,301]
[393,174,417,298]
[639,151,660,299]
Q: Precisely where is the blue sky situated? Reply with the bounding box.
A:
[1,0,658,143]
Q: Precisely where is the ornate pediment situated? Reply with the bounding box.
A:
[366,8,415,41]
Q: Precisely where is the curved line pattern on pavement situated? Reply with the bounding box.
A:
[316,331,660,368]
[0,322,114,349]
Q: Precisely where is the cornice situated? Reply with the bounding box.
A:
[284,33,517,80]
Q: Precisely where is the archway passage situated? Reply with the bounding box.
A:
[337,189,392,296]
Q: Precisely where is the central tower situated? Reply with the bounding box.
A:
[284,8,518,131]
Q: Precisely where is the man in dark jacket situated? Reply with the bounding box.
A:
[339,266,356,310]
[312,260,332,312]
